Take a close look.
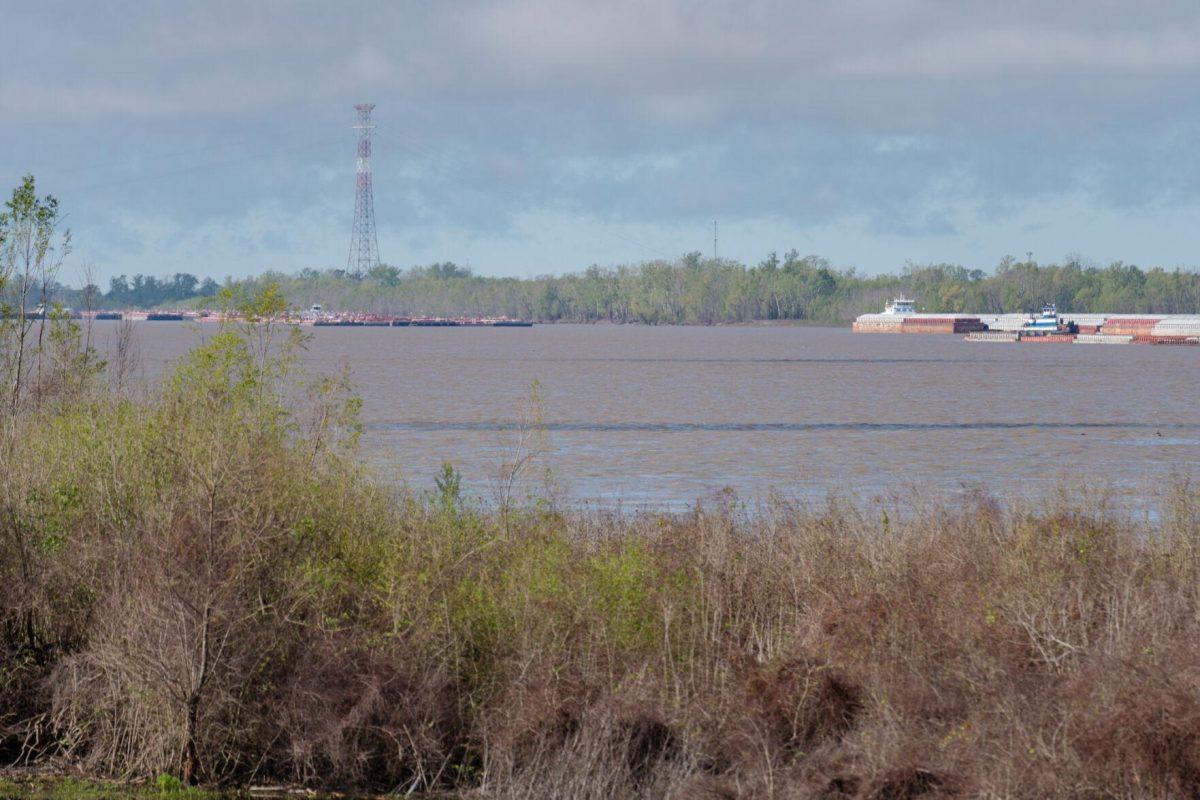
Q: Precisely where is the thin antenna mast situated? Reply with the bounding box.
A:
[713,220,718,261]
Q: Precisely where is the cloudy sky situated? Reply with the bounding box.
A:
[2,0,1199,283]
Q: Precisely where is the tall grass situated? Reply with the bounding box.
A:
[1,308,1199,798]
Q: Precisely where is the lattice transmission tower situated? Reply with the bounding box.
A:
[347,103,380,274]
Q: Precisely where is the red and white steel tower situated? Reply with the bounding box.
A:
[348,103,380,274]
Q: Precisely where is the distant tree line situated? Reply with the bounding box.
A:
[40,252,1200,323]
[104,272,221,307]
[32,272,222,311]
[222,252,1200,323]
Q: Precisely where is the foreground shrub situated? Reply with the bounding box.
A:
[1,319,1199,798]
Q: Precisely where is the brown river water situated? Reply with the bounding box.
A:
[103,322,1200,510]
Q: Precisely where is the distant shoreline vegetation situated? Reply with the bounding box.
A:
[43,253,1200,324]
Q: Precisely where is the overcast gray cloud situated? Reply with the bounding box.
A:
[2,0,1199,280]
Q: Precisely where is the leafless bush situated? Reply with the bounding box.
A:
[272,637,465,792]
[108,317,141,396]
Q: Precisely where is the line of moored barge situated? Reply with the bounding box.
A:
[853,297,1200,345]
[37,311,534,327]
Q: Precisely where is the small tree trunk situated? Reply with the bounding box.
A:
[181,696,200,785]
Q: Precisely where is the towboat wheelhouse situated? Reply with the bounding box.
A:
[1022,304,1062,335]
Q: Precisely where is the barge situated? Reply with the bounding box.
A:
[856,298,1199,345]
[1075,334,1134,345]
[852,297,986,334]
[82,306,535,328]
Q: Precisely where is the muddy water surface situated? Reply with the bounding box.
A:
[106,322,1200,509]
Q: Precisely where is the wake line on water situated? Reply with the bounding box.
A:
[495,357,999,365]
[371,421,1200,434]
